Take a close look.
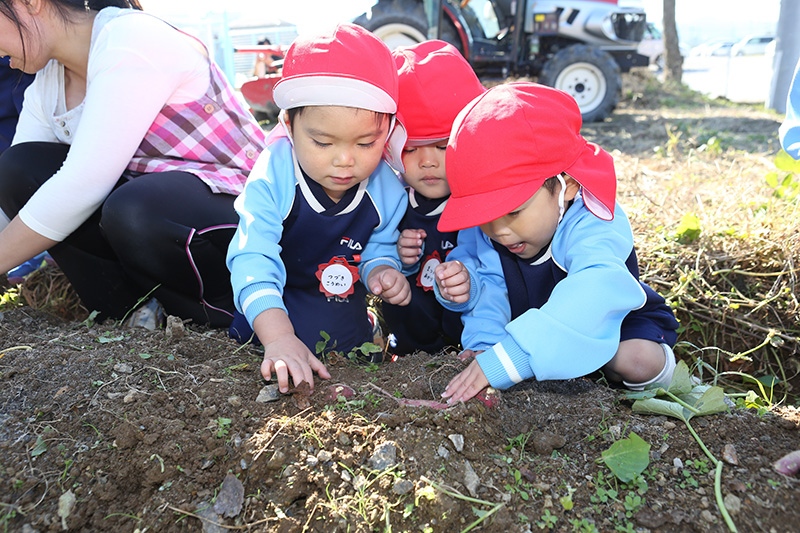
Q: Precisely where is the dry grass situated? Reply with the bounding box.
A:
[10,263,87,322]
[607,72,799,400]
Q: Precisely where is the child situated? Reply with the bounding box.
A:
[380,40,485,356]
[227,23,411,393]
[434,83,680,403]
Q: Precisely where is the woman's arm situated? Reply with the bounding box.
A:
[17,14,209,242]
[0,217,57,274]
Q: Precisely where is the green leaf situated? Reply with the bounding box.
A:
[315,330,331,355]
[559,495,574,511]
[765,171,779,188]
[31,436,48,457]
[81,310,99,328]
[628,362,730,422]
[680,386,729,416]
[631,396,696,422]
[139,353,152,359]
[665,361,696,395]
[775,149,800,172]
[601,432,651,483]
[356,342,381,355]
[97,333,124,344]
[674,213,701,244]
[472,506,489,518]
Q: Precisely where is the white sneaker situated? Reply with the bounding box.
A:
[124,297,165,331]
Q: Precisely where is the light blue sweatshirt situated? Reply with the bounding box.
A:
[437,195,649,389]
[780,57,800,159]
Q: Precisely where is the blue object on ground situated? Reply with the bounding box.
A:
[6,252,54,284]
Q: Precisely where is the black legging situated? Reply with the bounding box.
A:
[0,142,238,327]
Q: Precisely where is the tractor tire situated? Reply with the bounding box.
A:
[353,0,462,53]
[538,45,621,123]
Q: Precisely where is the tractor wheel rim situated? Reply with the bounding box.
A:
[371,23,426,50]
[553,62,608,114]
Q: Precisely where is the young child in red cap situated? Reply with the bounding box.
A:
[227,23,411,393]
[380,40,486,356]
[434,82,680,403]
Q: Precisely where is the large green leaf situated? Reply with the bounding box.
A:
[628,362,730,422]
[775,149,800,172]
[601,432,651,483]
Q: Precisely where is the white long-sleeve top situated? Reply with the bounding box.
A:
[13,7,211,241]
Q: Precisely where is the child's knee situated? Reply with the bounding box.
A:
[621,342,676,391]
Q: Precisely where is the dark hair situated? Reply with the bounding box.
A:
[0,1,142,67]
[542,175,560,194]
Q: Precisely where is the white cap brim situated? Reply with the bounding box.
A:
[384,119,407,173]
[274,75,397,113]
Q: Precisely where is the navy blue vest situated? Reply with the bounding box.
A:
[400,190,458,289]
[279,174,379,353]
[381,190,463,355]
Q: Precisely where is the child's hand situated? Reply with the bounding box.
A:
[368,265,411,305]
[441,359,489,403]
[397,229,426,265]
[254,309,331,393]
[435,260,471,303]
[261,333,331,393]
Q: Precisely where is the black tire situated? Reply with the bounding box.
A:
[252,100,281,125]
[252,108,278,125]
[538,45,621,123]
[353,0,462,53]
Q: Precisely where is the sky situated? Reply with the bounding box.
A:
[140,0,377,36]
[639,0,780,47]
[141,0,781,49]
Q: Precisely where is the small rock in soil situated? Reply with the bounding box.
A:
[368,441,397,471]
[392,479,414,495]
[532,431,566,455]
[448,434,464,452]
[213,472,244,518]
[724,493,742,514]
[255,384,281,403]
[266,449,286,471]
[463,460,479,497]
[723,443,739,465]
[165,315,185,338]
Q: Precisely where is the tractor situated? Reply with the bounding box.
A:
[353,0,650,122]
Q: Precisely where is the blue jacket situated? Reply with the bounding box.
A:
[437,194,666,389]
[780,57,800,159]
